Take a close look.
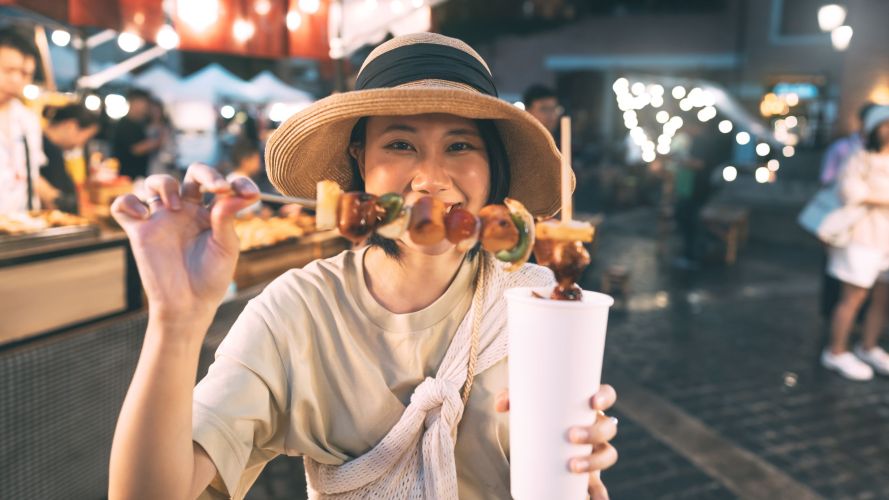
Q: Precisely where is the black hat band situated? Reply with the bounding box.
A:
[355,43,498,97]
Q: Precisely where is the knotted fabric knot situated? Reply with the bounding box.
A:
[411,377,464,433]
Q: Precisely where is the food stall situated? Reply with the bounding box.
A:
[0,1,439,498]
[0,211,133,345]
[0,0,354,346]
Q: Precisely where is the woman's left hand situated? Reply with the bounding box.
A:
[495,384,618,500]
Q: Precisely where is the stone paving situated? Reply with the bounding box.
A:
[244,205,889,499]
[592,207,889,500]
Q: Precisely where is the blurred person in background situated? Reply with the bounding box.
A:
[523,84,562,143]
[41,102,101,214]
[112,88,161,180]
[672,121,725,269]
[822,106,889,381]
[225,138,261,183]
[146,97,177,176]
[0,26,53,214]
[821,102,876,186]
[225,138,267,217]
[820,102,877,320]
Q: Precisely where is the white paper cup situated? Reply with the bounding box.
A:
[506,286,614,500]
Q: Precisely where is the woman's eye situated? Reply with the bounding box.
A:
[386,141,414,151]
[448,142,476,152]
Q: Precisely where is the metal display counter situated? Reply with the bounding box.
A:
[0,229,139,345]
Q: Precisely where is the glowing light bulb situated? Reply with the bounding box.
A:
[233,19,255,42]
[299,0,321,14]
[255,0,271,15]
[755,166,771,184]
[84,95,101,111]
[613,78,629,93]
[117,31,144,53]
[286,11,303,30]
[156,24,179,49]
[51,30,71,47]
[723,166,738,182]
[178,0,219,32]
[22,84,39,100]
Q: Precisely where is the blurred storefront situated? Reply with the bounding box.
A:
[438,0,889,164]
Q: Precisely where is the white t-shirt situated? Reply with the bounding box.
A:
[0,98,46,214]
[193,247,555,499]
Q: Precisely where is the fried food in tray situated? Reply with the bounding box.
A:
[0,210,91,236]
[234,215,308,252]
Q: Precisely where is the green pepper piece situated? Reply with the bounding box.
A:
[495,214,530,263]
[377,193,404,225]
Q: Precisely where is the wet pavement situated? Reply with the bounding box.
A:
[246,202,889,499]
[591,205,889,500]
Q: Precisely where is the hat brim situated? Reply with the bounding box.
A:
[265,87,571,218]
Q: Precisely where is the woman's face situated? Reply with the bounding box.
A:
[354,113,491,255]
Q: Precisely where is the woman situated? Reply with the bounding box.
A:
[41,103,100,214]
[108,33,618,499]
[822,105,889,381]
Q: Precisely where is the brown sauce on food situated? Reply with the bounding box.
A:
[534,238,590,301]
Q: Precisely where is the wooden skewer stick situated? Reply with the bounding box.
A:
[256,192,316,208]
[199,186,316,208]
[560,115,573,223]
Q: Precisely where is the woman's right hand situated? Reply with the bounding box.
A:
[112,163,259,326]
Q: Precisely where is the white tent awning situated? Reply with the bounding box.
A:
[248,71,314,103]
[132,65,183,103]
[178,63,255,102]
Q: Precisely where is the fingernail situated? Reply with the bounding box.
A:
[609,416,619,427]
[569,427,590,442]
[134,203,149,218]
[570,458,590,473]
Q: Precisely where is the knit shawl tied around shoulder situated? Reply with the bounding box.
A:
[303,256,553,499]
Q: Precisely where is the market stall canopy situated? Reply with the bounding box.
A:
[248,71,313,103]
[132,65,182,102]
[178,63,254,102]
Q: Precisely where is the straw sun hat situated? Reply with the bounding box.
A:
[265,32,568,217]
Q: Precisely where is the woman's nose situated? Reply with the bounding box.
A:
[411,154,452,194]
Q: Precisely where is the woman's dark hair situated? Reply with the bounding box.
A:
[347,116,511,262]
[0,27,39,60]
[43,103,100,129]
[865,120,888,153]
